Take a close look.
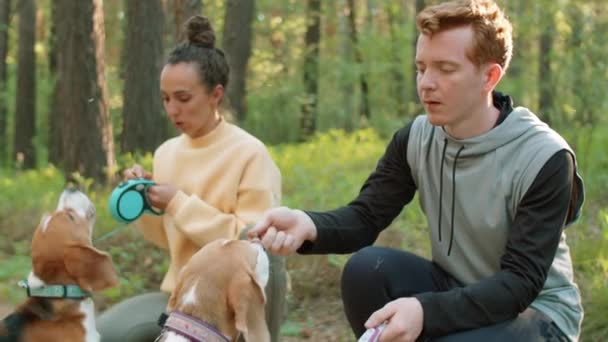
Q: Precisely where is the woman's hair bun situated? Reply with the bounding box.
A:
[185,15,215,48]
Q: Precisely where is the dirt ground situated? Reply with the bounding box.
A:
[0,304,11,318]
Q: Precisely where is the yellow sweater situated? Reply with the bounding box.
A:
[136,118,281,293]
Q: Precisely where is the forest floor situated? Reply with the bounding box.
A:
[0,304,11,318]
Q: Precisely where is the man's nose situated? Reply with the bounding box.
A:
[418,70,437,90]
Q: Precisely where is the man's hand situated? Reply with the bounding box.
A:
[365,297,424,342]
[247,207,317,256]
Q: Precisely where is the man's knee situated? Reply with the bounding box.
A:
[342,246,382,283]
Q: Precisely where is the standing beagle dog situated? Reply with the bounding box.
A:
[158,239,270,342]
[0,189,119,342]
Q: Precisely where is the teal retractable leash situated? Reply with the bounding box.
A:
[93,222,131,243]
[108,178,164,223]
[92,179,165,243]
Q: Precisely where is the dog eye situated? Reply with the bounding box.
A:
[67,212,75,221]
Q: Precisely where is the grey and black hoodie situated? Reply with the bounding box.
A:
[299,93,584,340]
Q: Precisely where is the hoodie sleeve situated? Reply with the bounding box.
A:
[164,148,281,247]
[299,121,417,254]
[415,150,575,337]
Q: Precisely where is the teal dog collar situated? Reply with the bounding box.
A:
[18,280,91,299]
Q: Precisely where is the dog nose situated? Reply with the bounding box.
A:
[64,177,82,193]
[57,189,95,221]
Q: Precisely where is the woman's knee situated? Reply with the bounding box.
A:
[97,292,168,342]
[265,253,287,342]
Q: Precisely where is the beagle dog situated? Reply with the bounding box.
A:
[0,189,119,342]
[158,239,270,342]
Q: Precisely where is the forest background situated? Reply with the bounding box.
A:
[0,0,606,341]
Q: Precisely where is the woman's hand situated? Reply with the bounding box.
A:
[146,183,178,210]
[123,164,152,180]
[365,297,424,342]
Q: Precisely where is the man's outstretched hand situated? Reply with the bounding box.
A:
[247,207,317,256]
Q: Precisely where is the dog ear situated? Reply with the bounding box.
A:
[63,244,119,291]
[166,276,185,312]
[228,270,270,342]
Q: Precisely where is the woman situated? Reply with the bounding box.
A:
[98,16,286,342]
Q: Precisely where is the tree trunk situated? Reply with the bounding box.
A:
[92,0,115,181]
[14,0,36,169]
[172,0,202,43]
[300,0,321,141]
[54,0,113,183]
[121,0,166,154]
[538,10,554,124]
[568,4,589,125]
[222,0,254,123]
[48,0,62,167]
[0,0,9,166]
[339,0,355,132]
[347,0,370,119]
[386,2,407,117]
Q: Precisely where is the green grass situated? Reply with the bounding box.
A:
[0,127,606,339]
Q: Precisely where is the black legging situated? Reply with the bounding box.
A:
[341,246,568,341]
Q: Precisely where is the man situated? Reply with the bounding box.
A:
[249,0,584,341]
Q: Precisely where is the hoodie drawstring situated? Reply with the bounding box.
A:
[438,138,464,256]
[447,145,465,256]
[438,139,448,242]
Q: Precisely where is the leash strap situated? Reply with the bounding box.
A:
[93,223,130,243]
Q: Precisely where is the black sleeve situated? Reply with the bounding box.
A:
[415,150,575,337]
[298,121,418,254]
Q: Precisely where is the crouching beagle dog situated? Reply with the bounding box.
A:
[0,188,119,342]
[158,238,270,342]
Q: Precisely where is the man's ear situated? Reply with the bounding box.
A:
[228,270,270,342]
[483,62,504,92]
[63,244,119,291]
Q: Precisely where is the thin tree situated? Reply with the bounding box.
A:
[53,0,114,183]
[0,0,10,166]
[346,0,370,119]
[386,1,407,117]
[300,0,321,141]
[92,0,115,181]
[538,4,555,124]
[222,0,255,123]
[412,0,425,106]
[13,0,36,169]
[121,0,166,154]
[339,0,355,131]
[48,0,62,166]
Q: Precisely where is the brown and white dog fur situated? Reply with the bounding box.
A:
[0,189,119,342]
[159,238,270,342]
